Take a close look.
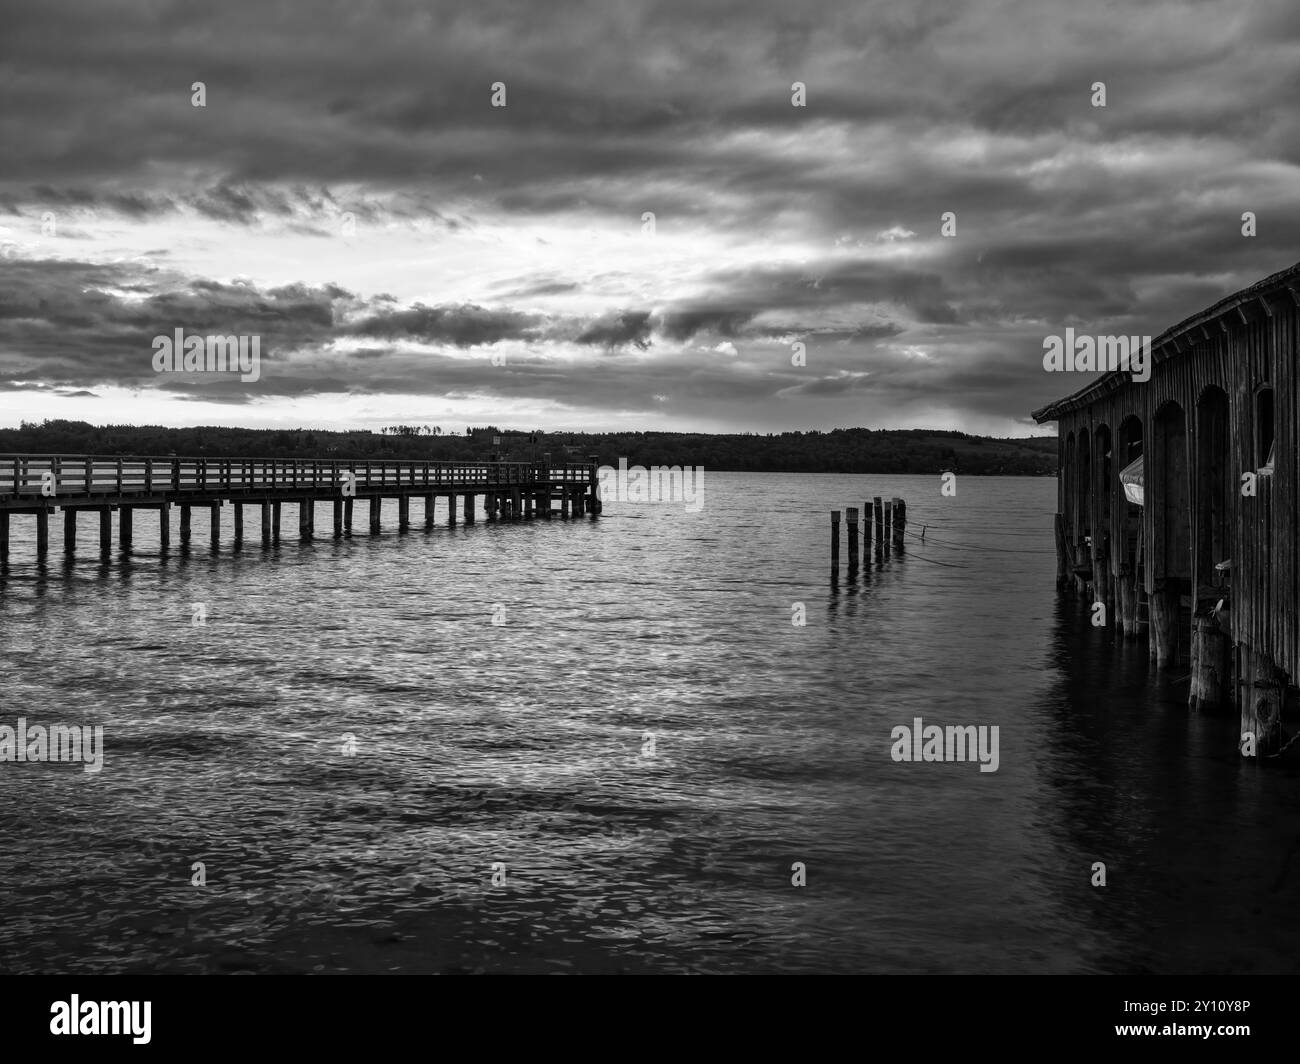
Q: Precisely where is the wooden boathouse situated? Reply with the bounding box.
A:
[0,454,602,559]
[1033,260,1300,758]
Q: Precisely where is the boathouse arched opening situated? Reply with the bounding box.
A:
[1064,431,1076,537]
[1196,386,1232,593]
[1153,400,1192,585]
[1077,427,1092,542]
[1256,386,1275,470]
[1116,415,1144,576]
[1095,424,1113,578]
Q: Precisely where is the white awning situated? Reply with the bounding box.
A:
[1120,454,1144,506]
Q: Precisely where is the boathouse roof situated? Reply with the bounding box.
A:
[1031,258,1300,423]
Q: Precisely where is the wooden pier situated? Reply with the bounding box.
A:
[1033,260,1300,758]
[0,453,602,561]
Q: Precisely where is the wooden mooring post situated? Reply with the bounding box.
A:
[846,507,859,572]
[1189,611,1230,711]
[832,497,908,565]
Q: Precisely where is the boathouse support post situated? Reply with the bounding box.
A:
[159,503,170,550]
[233,503,243,545]
[260,501,271,547]
[463,492,473,524]
[448,493,457,526]
[1240,646,1286,756]
[1054,514,1070,590]
[424,495,434,530]
[1093,545,1111,624]
[273,501,282,542]
[1070,542,1089,596]
[210,503,220,550]
[99,509,110,554]
[180,504,192,546]
[119,506,132,550]
[398,495,410,531]
[63,509,76,554]
[300,500,312,540]
[1151,585,1179,667]
[333,499,343,538]
[0,510,8,561]
[344,497,353,536]
[369,496,381,534]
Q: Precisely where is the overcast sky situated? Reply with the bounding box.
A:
[2,0,1298,437]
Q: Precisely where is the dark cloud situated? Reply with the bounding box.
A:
[2,0,1300,430]
[575,310,653,350]
[348,303,544,347]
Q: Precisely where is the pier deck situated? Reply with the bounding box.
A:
[0,453,602,557]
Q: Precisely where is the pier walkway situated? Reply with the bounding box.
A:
[0,453,602,558]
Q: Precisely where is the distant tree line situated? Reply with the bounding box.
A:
[0,420,1057,475]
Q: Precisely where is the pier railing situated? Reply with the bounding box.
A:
[0,454,594,500]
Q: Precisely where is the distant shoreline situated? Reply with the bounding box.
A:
[0,421,1059,477]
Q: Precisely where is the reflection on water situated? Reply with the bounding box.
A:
[1,474,1298,973]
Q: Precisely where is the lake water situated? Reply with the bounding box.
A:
[2,472,1298,973]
